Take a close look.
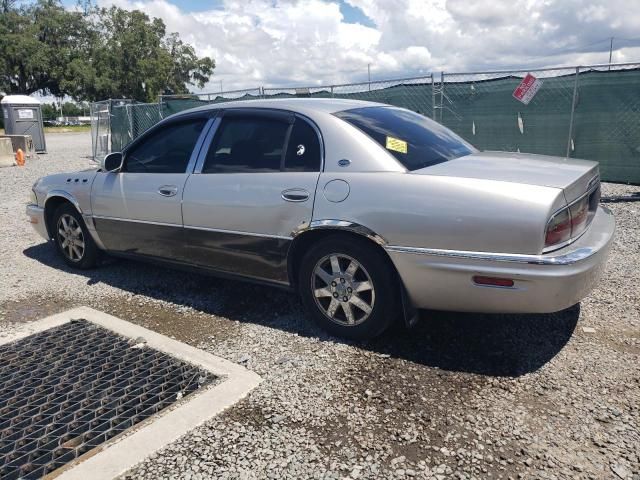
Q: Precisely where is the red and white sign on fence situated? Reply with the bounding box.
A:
[513,73,543,105]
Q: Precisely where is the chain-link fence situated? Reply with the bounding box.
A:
[90,63,639,183]
[437,63,640,183]
[160,88,262,117]
[109,103,162,152]
[262,75,435,117]
[570,64,640,183]
[89,99,133,160]
[437,67,579,156]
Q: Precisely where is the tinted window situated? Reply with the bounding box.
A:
[284,119,321,172]
[125,119,206,173]
[202,116,289,173]
[334,107,476,171]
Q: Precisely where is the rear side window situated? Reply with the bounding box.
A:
[334,107,476,171]
[202,116,289,173]
[284,119,321,172]
[125,119,206,173]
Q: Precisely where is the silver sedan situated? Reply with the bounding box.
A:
[26,99,615,339]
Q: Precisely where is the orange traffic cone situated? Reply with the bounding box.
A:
[15,148,25,166]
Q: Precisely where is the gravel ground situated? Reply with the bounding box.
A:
[0,132,638,480]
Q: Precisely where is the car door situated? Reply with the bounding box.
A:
[91,115,211,258]
[181,109,322,284]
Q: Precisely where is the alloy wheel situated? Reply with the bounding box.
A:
[56,214,85,262]
[312,253,375,326]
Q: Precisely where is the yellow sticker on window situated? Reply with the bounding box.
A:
[385,136,407,154]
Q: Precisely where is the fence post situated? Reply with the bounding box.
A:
[90,102,96,160]
[439,72,445,123]
[566,66,580,158]
[126,104,133,145]
[430,74,435,120]
[107,100,112,154]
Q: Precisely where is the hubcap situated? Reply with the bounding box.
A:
[56,214,85,262]
[312,254,375,326]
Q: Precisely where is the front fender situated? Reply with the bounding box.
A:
[45,190,84,213]
[36,169,98,213]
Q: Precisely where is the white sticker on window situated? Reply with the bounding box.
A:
[18,109,34,120]
[296,144,305,156]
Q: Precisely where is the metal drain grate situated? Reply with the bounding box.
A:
[0,319,214,480]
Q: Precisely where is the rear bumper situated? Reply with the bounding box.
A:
[26,204,49,240]
[386,206,615,313]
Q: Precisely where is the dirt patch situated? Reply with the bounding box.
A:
[0,294,76,324]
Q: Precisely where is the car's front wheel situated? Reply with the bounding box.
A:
[299,235,398,340]
[52,203,99,269]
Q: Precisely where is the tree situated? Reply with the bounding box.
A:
[163,33,215,95]
[0,0,94,97]
[86,7,215,102]
[0,1,215,102]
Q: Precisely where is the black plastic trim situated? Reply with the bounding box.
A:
[94,217,292,285]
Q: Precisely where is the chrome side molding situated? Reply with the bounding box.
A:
[294,219,387,246]
[385,245,596,266]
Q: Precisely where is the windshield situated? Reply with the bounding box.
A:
[334,106,477,171]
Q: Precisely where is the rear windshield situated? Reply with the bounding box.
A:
[334,106,476,171]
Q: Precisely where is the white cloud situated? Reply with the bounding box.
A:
[100,0,640,92]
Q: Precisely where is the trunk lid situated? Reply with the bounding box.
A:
[414,151,599,203]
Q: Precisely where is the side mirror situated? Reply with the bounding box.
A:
[101,152,123,172]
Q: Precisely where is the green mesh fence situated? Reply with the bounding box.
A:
[101,65,639,183]
[262,76,435,118]
[439,65,640,183]
[571,68,640,183]
[160,89,263,117]
[439,68,578,156]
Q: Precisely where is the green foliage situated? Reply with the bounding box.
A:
[0,0,215,102]
[0,0,92,97]
[41,103,57,120]
[41,101,89,119]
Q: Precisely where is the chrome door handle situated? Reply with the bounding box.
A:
[158,185,178,197]
[281,189,309,202]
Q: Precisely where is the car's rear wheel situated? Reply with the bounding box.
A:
[299,235,398,340]
[53,203,99,269]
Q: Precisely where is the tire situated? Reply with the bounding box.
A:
[52,203,99,269]
[298,235,399,340]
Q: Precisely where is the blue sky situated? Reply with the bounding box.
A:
[61,0,375,27]
[54,0,640,92]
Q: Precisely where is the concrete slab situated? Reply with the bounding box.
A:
[0,137,15,168]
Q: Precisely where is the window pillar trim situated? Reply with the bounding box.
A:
[279,123,294,171]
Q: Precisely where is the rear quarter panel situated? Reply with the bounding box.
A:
[312,172,565,255]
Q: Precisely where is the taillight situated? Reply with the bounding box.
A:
[544,187,598,251]
[545,208,571,248]
[569,196,589,238]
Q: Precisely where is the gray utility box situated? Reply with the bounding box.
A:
[1,95,46,153]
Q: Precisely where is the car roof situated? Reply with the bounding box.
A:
[175,98,388,117]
